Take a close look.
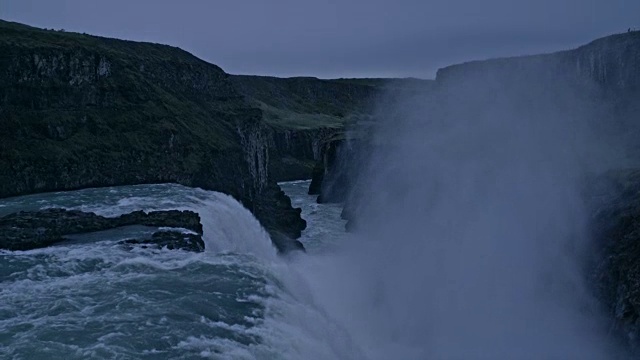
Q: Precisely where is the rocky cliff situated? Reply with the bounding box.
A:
[0,20,304,251]
[231,75,434,182]
[590,170,640,352]
[435,31,640,147]
[230,75,384,182]
[436,31,640,95]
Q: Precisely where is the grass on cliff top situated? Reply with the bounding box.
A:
[230,75,382,131]
[251,100,349,130]
[0,19,222,71]
[231,75,436,131]
[332,77,435,88]
[0,18,245,150]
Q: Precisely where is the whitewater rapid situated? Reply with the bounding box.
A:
[1,180,628,359]
[0,182,365,359]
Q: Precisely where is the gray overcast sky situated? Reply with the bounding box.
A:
[1,0,638,78]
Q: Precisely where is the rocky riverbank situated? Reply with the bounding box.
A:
[0,208,204,252]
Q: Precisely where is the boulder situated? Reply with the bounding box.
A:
[0,208,203,251]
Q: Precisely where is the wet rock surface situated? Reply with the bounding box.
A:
[121,230,205,252]
[0,208,203,251]
[590,170,640,352]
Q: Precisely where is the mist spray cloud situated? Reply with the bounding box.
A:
[296,60,631,359]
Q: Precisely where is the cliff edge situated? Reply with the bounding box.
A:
[0,20,305,251]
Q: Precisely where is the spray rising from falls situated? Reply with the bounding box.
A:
[292,65,633,359]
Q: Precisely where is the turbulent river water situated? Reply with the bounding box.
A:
[2,179,626,359]
[0,181,356,360]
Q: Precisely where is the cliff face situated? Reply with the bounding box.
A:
[437,32,640,94]
[231,75,434,183]
[230,75,381,182]
[435,32,640,132]
[0,20,305,250]
[590,170,640,352]
[267,127,340,181]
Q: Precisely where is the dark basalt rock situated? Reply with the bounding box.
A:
[590,170,640,352]
[0,208,203,251]
[308,162,325,195]
[251,185,306,252]
[315,138,369,207]
[121,230,204,252]
[0,20,307,253]
[117,210,203,234]
[267,128,342,183]
[270,231,305,253]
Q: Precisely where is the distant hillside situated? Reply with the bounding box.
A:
[228,74,435,181]
[437,31,640,99]
[230,74,433,129]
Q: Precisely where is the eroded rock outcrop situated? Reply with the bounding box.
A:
[590,170,640,352]
[0,208,203,251]
[268,127,341,182]
[230,75,383,182]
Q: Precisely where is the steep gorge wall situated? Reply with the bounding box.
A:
[585,169,640,353]
[267,126,340,182]
[230,75,433,183]
[0,21,305,250]
[437,32,640,94]
[435,31,640,135]
[230,75,388,182]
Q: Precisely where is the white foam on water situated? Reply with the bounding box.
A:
[0,183,318,359]
[157,227,199,235]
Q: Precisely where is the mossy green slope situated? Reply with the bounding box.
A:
[230,74,434,181]
[231,75,433,130]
